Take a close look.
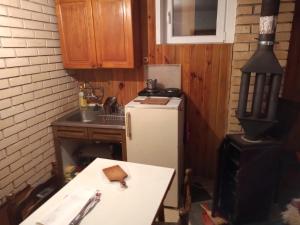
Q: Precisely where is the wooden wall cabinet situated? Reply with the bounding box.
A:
[56,0,139,69]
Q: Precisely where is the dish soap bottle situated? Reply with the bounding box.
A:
[79,85,87,108]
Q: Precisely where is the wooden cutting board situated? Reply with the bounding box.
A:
[103,165,128,188]
[140,97,170,105]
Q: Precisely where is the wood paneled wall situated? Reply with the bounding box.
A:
[72,68,144,105]
[283,0,300,102]
[73,0,233,177]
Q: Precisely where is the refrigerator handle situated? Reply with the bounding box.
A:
[126,112,132,139]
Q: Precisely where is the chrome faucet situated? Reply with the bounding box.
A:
[83,82,104,111]
[84,82,97,100]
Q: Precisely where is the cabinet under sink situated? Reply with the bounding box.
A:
[52,109,126,185]
[59,139,122,182]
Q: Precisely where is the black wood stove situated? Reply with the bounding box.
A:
[212,0,284,224]
[213,135,281,224]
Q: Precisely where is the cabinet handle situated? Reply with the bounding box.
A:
[126,112,132,139]
[168,11,172,24]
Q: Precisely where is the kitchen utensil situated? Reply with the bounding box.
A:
[146,79,157,90]
[69,191,101,225]
[103,96,118,114]
[102,165,128,188]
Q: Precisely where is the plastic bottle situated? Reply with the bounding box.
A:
[79,85,87,108]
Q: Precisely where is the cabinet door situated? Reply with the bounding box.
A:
[56,0,97,68]
[92,0,135,68]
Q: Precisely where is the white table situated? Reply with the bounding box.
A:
[20,158,175,225]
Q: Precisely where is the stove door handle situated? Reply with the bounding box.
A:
[126,112,132,140]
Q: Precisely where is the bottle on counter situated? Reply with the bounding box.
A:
[79,85,87,108]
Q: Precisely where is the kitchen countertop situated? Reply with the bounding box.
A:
[51,109,125,130]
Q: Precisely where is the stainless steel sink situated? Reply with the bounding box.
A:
[65,110,98,123]
[53,109,125,129]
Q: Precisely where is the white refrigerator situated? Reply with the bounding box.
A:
[125,96,184,207]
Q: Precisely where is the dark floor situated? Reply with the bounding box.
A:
[191,181,213,203]
[190,178,289,225]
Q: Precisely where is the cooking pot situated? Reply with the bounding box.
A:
[146,79,157,90]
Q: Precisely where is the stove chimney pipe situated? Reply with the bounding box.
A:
[241,0,283,74]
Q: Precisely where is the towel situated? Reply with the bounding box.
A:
[36,187,99,225]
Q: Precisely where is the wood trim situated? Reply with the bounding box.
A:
[121,131,127,161]
[54,126,88,139]
[53,137,65,186]
[88,128,124,142]
[132,0,142,68]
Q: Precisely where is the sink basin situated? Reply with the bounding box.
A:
[66,110,98,123]
[55,109,125,129]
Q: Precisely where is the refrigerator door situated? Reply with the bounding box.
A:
[125,106,182,207]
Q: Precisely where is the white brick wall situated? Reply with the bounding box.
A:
[0,0,78,205]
